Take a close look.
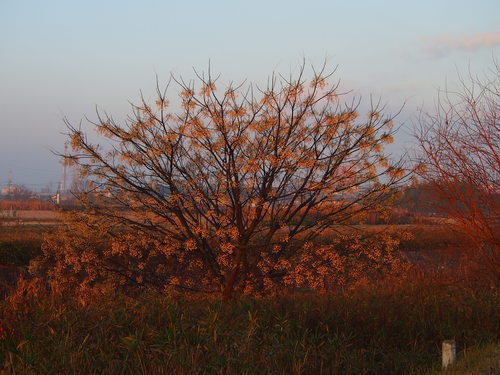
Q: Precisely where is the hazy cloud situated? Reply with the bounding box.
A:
[422,31,500,58]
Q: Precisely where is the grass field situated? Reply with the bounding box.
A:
[437,343,499,375]
[0,224,45,266]
[1,279,498,374]
[0,220,496,374]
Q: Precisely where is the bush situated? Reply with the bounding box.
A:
[32,211,411,296]
[0,240,41,267]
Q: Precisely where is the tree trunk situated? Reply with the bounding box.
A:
[222,248,243,300]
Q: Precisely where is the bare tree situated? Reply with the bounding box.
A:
[61,63,407,298]
[415,62,499,282]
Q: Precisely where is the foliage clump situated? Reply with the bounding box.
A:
[32,211,410,295]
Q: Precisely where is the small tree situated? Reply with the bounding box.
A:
[62,64,406,298]
[416,63,499,282]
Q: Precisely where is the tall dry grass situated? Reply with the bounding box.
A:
[0,276,498,374]
[0,222,497,373]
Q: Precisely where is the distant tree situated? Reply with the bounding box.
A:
[58,63,407,298]
[415,62,499,282]
[396,182,448,216]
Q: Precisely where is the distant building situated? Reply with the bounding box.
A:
[0,185,31,198]
[0,186,17,196]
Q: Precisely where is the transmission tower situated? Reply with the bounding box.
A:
[59,142,69,193]
[8,169,13,189]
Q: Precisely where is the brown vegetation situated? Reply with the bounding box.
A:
[1,273,497,374]
[30,212,411,296]
[416,62,500,282]
[0,200,55,211]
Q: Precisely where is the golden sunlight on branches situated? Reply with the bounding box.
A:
[51,63,411,299]
[416,62,500,282]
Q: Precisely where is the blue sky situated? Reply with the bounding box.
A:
[1,0,499,189]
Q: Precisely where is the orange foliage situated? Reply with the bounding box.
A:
[34,211,410,296]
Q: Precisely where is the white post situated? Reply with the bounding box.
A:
[442,340,456,368]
